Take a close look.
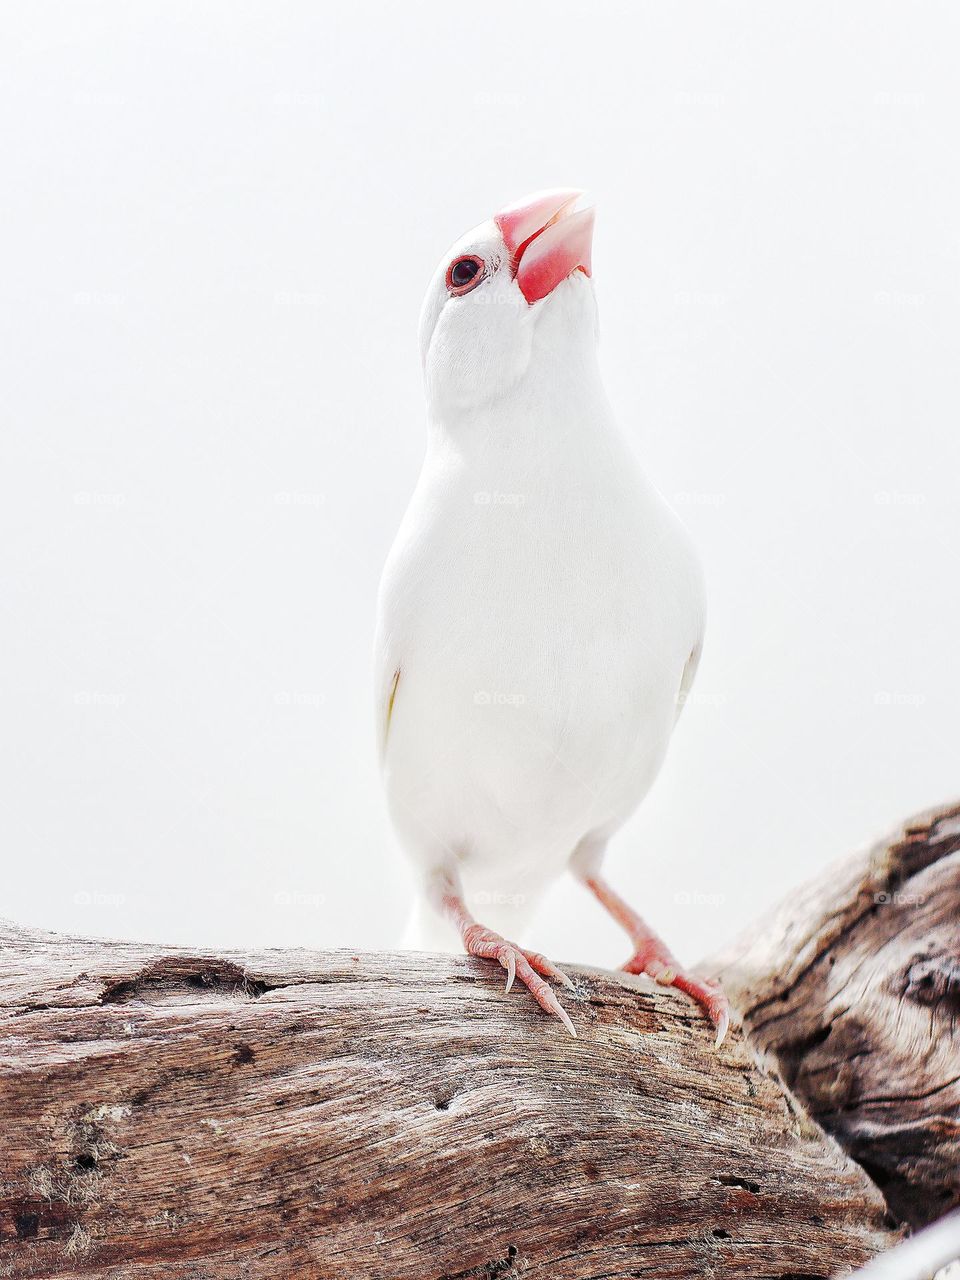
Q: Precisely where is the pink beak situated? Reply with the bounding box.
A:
[494,188,595,304]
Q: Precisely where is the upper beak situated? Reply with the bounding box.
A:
[494,188,595,304]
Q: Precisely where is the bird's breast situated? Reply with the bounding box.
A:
[377,449,703,868]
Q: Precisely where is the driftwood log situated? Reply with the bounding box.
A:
[713,798,960,1232]
[0,800,957,1279]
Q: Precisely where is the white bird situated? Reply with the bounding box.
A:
[375,189,728,1045]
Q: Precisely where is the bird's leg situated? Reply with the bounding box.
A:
[427,867,577,1037]
[576,867,730,1047]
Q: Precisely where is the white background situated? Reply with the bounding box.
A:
[1,2,957,970]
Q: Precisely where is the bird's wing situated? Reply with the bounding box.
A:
[674,641,702,724]
[378,664,401,766]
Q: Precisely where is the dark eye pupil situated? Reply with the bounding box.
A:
[451,258,480,288]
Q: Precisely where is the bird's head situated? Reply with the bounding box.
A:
[419,189,598,418]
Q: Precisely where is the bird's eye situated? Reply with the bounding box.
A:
[446,255,484,296]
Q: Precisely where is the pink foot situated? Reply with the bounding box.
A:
[462,923,577,1037]
[623,939,730,1048]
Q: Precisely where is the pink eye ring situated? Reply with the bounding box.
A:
[445,254,485,296]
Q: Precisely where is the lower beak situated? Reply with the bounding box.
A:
[494,188,596,304]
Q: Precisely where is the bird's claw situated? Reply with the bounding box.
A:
[462,924,577,1036]
[502,948,517,994]
[713,1007,730,1050]
[623,945,730,1048]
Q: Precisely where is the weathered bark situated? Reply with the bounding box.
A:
[0,927,894,1278]
[713,799,960,1231]
[3,800,957,1278]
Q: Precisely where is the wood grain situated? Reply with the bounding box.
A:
[0,922,895,1278]
[714,799,960,1230]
